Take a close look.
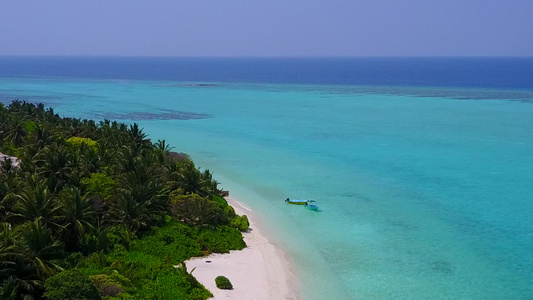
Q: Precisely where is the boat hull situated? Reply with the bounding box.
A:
[306,204,319,211]
[286,200,308,205]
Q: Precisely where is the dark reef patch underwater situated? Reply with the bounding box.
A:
[96,109,211,121]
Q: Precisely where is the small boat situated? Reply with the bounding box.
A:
[305,200,319,211]
[285,198,319,211]
[285,198,308,205]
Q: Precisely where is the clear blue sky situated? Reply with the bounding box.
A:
[1,0,531,57]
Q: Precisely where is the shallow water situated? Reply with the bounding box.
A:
[1,61,532,299]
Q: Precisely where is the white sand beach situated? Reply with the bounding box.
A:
[185,197,298,300]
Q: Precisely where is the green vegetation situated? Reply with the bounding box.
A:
[0,101,249,299]
[90,274,125,298]
[230,215,250,232]
[66,136,99,152]
[45,269,101,300]
[215,276,233,290]
[81,172,116,201]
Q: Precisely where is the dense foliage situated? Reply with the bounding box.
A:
[214,276,232,290]
[230,215,250,232]
[44,269,101,300]
[0,101,248,299]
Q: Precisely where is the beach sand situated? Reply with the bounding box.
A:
[184,197,298,300]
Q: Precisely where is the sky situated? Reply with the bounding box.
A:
[0,0,532,57]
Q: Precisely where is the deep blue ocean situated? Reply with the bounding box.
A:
[2,56,533,88]
[1,57,532,299]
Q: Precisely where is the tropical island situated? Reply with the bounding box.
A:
[0,100,252,299]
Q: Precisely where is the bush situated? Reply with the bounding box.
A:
[90,274,125,297]
[230,215,250,232]
[170,193,227,227]
[77,220,241,299]
[81,172,116,200]
[223,205,236,220]
[215,276,233,290]
[212,195,229,209]
[130,222,203,263]
[197,226,246,254]
[44,269,101,300]
[66,136,99,152]
[104,293,135,300]
[55,251,84,269]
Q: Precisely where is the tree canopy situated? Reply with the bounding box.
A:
[0,100,247,299]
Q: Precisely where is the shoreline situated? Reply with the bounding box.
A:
[184,197,298,300]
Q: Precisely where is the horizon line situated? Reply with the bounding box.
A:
[1,55,532,59]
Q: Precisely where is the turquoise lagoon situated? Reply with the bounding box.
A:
[1,76,532,299]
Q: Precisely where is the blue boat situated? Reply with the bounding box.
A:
[285,198,319,211]
[305,200,319,211]
[285,198,308,205]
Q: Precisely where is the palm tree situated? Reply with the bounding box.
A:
[35,143,74,193]
[128,123,148,145]
[0,273,42,300]
[0,223,19,280]
[0,194,17,223]
[200,169,221,197]
[121,151,167,219]
[56,187,98,250]
[127,123,151,155]
[111,150,165,231]
[0,220,63,299]
[154,139,172,152]
[154,139,173,165]
[43,107,59,126]
[80,145,101,176]
[0,171,23,221]
[6,100,23,113]
[6,118,27,148]
[109,190,151,234]
[32,124,53,150]
[6,181,59,229]
[15,219,63,278]
[62,117,84,137]
[0,277,19,300]
[177,160,203,195]
[170,194,225,228]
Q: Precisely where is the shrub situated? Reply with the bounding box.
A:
[90,274,125,297]
[212,195,229,209]
[109,271,133,289]
[81,172,116,200]
[106,226,133,250]
[197,226,246,254]
[66,136,99,152]
[230,215,250,232]
[44,269,101,300]
[170,193,227,227]
[130,222,203,263]
[54,251,84,269]
[223,205,236,220]
[104,293,135,300]
[215,276,232,290]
